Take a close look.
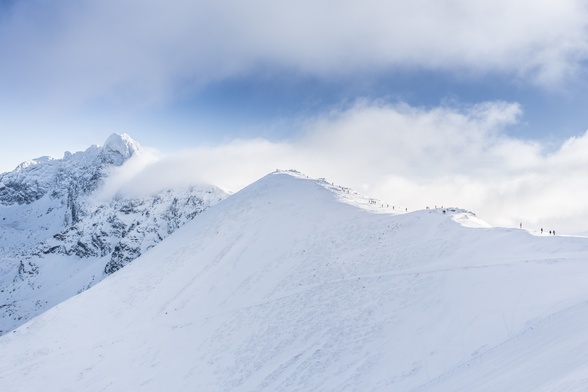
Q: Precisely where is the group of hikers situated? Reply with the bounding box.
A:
[368,199,408,211]
[520,222,556,235]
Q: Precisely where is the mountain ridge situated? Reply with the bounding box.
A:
[2,170,588,391]
[0,133,140,206]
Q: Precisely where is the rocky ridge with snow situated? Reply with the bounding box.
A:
[0,134,226,335]
[0,133,139,207]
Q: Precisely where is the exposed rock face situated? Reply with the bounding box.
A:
[0,134,226,335]
[39,187,220,274]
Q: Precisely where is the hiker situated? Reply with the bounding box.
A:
[541,228,543,234]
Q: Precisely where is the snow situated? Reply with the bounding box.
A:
[1,171,588,391]
[0,134,227,335]
[414,300,588,391]
[102,132,142,159]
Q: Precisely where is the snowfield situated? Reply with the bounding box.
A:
[1,171,588,391]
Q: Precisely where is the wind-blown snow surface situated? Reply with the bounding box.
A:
[2,171,588,391]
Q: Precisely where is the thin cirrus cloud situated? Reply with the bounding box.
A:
[0,0,587,107]
[104,100,588,234]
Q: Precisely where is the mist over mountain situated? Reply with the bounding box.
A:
[0,134,226,335]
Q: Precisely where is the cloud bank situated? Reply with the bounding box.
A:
[3,1,588,233]
[1,0,587,106]
[104,100,588,234]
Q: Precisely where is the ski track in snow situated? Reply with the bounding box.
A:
[185,252,585,328]
[412,299,588,391]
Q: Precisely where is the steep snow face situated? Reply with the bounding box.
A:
[1,171,588,391]
[0,134,226,335]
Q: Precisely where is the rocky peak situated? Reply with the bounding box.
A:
[100,133,142,166]
[0,133,140,206]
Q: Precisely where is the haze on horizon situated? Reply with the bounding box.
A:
[1,0,588,233]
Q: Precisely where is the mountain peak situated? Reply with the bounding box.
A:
[3,167,587,391]
[102,133,141,160]
[0,133,143,206]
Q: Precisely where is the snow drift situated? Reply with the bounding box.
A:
[1,171,588,391]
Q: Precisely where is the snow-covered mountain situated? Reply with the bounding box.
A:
[0,134,226,335]
[1,170,588,391]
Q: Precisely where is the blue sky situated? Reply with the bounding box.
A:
[2,0,588,232]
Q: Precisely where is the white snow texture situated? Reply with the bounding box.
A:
[2,169,588,391]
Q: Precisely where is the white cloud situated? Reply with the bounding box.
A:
[105,100,588,234]
[3,0,587,233]
[95,146,163,201]
[1,0,587,106]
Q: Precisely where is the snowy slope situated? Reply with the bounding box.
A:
[0,134,226,335]
[1,171,588,391]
